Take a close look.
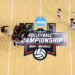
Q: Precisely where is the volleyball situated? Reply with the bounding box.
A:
[33,49,47,60]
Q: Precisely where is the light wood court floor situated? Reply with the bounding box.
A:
[0,0,75,75]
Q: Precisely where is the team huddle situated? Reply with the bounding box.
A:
[12,23,32,45]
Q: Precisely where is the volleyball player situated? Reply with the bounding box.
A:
[56,8,62,22]
[1,26,9,38]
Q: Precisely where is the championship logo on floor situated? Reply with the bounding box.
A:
[14,17,67,61]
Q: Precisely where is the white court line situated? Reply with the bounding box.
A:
[7,0,13,75]
[40,0,42,17]
[69,0,72,75]
[39,61,41,75]
[39,0,42,75]
[40,0,42,24]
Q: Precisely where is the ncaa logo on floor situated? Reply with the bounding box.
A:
[35,17,46,26]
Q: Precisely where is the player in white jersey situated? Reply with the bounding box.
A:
[0,26,9,38]
[70,18,75,29]
[56,8,62,22]
[70,18,74,26]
